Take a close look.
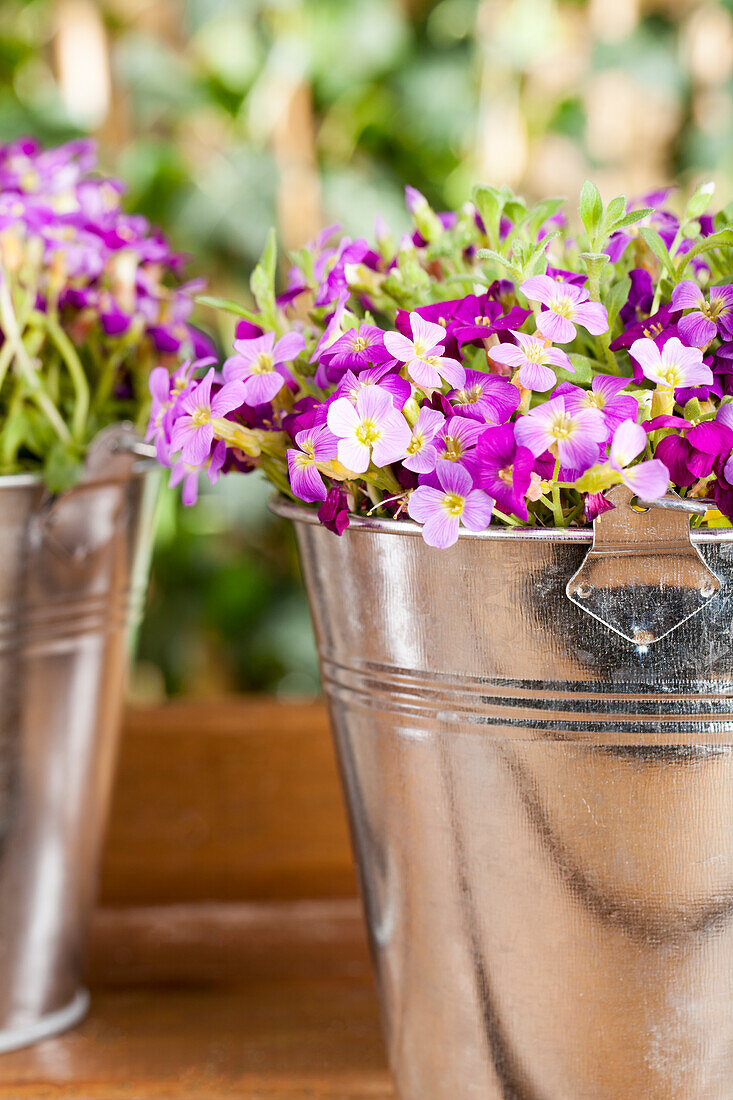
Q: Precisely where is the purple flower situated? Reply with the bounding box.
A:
[629,336,713,391]
[403,407,445,473]
[653,418,733,487]
[476,424,535,520]
[520,274,609,343]
[556,376,639,435]
[489,332,572,391]
[608,420,670,499]
[326,386,411,473]
[407,460,495,548]
[168,442,226,507]
[434,415,483,465]
[447,370,521,423]
[450,294,531,348]
[318,487,350,535]
[332,363,411,411]
[223,331,305,405]
[320,323,391,374]
[610,305,680,354]
[619,269,654,327]
[515,394,607,472]
[384,313,465,391]
[395,299,463,358]
[287,425,339,503]
[170,368,245,467]
[314,236,369,306]
[670,281,733,347]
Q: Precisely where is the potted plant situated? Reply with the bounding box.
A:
[151,180,733,1097]
[0,136,207,1052]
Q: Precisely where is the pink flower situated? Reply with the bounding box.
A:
[384,312,466,391]
[168,441,226,506]
[287,424,339,503]
[520,274,609,344]
[514,394,607,471]
[403,407,445,473]
[608,419,670,499]
[629,336,713,390]
[170,368,245,467]
[435,415,483,463]
[671,281,733,347]
[223,330,305,405]
[407,460,495,548]
[447,370,520,423]
[489,331,572,391]
[326,385,411,473]
[556,375,639,435]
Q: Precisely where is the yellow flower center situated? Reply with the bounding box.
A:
[657,364,682,388]
[252,353,274,374]
[524,342,546,363]
[355,419,380,446]
[474,314,492,325]
[549,295,575,319]
[498,466,513,484]
[454,384,482,405]
[442,492,464,516]
[549,411,574,440]
[703,298,724,321]
[352,336,369,352]
[406,433,423,454]
[191,406,211,427]
[586,392,605,408]
[442,436,464,461]
[643,322,663,338]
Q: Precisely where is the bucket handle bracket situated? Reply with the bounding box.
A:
[566,485,722,646]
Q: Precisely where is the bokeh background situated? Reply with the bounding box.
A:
[3,0,733,696]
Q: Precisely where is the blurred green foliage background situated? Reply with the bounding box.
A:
[2,0,733,696]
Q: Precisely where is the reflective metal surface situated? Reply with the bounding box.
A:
[0,425,158,1052]
[274,495,733,1099]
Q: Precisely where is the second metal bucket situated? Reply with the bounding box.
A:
[276,491,733,1099]
[0,429,158,1052]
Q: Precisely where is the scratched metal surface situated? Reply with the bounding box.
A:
[275,496,733,1100]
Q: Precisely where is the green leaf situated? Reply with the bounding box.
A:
[43,441,84,493]
[563,353,595,387]
[611,207,653,231]
[675,228,733,278]
[249,227,278,327]
[196,295,260,322]
[473,185,504,247]
[579,179,603,240]
[685,181,715,223]
[525,196,565,240]
[605,277,631,330]
[639,226,674,274]
[604,195,626,227]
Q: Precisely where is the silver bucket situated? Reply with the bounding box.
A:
[274,489,733,1100]
[0,425,158,1052]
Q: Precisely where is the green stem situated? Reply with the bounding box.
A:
[40,313,90,442]
[0,276,71,445]
[492,507,524,527]
[550,458,565,528]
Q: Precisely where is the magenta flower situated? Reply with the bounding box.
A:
[652,416,733,487]
[333,363,411,410]
[670,281,733,347]
[320,323,391,374]
[287,425,339,503]
[556,376,639,435]
[489,332,572,391]
[447,370,520,423]
[170,368,246,467]
[434,415,484,465]
[407,460,495,548]
[608,420,670,499]
[403,407,445,473]
[326,386,411,473]
[318,486,350,535]
[223,331,305,405]
[384,313,466,391]
[629,336,713,391]
[514,394,607,471]
[168,441,226,507]
[520,274,609,343]
[476,424,536,520]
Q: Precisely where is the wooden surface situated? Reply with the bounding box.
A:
[0,899,394,1100]
[102,699,356,905]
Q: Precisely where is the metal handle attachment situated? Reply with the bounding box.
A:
[566,484,722,646]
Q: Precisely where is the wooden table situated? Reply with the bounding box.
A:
[0,899,395,1100]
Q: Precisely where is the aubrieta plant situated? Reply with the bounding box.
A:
[150,179,733,548]
[0,137,210,489]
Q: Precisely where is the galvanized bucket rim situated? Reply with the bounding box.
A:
[270,494,733,546]
[0,459,156,494]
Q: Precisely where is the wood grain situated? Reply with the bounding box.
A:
[101,699,357,905]
[0,899,394,1100]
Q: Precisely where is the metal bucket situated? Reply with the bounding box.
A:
[274,489,733,1100]
[0,426,158,1052]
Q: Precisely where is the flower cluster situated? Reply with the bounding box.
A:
[0,137,209,488]
[150,178,733,545]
